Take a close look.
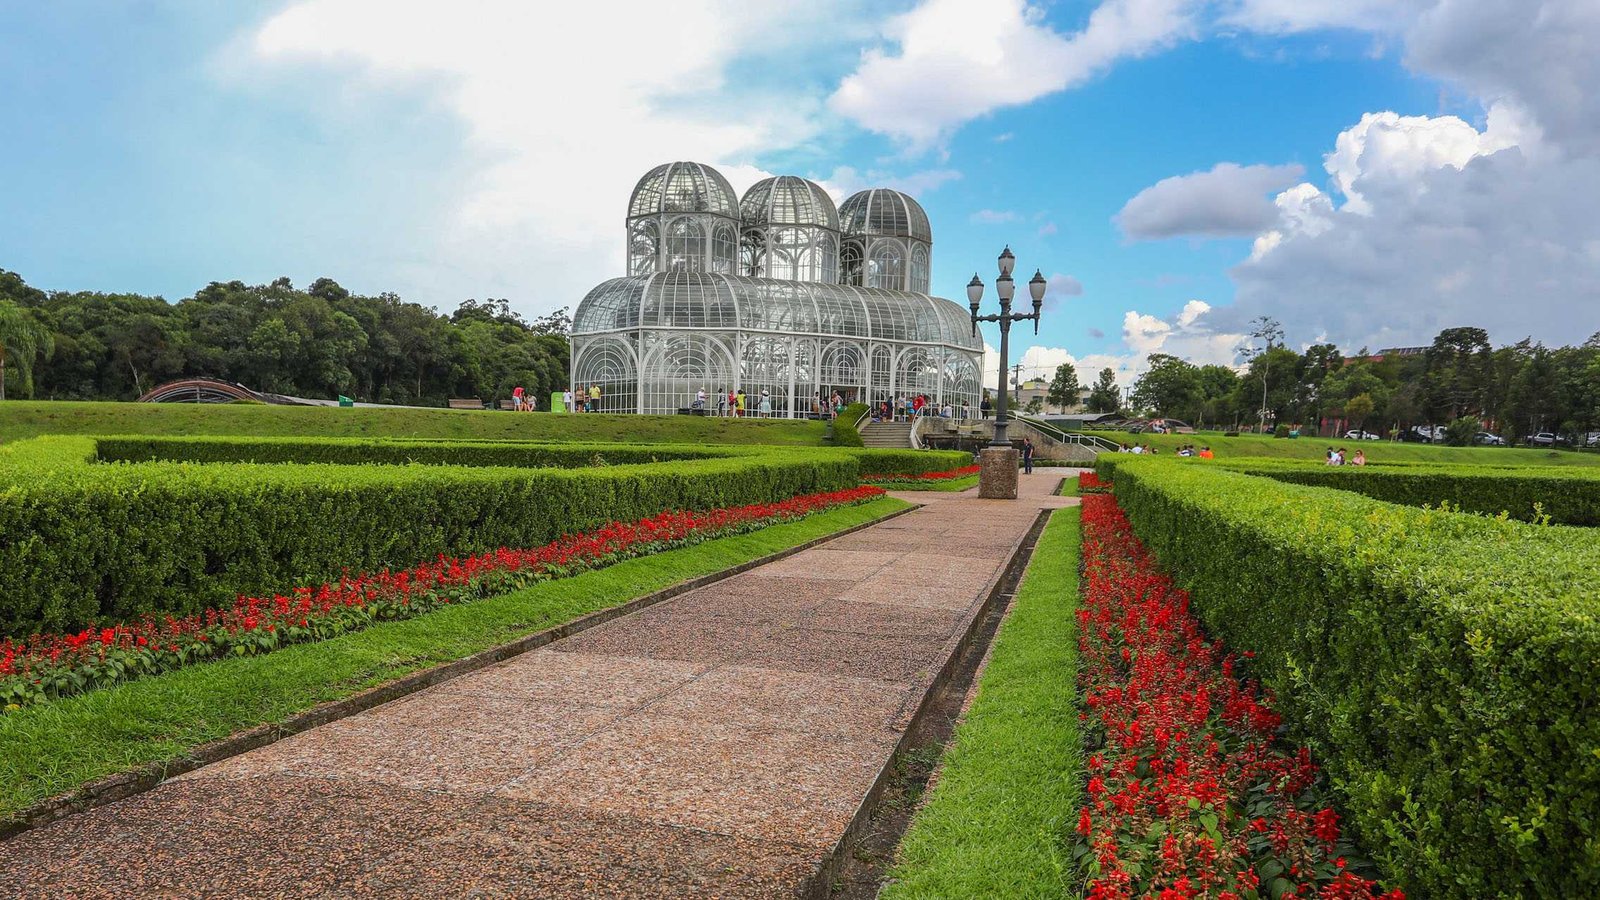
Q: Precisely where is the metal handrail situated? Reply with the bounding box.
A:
[1016,415,1121,453]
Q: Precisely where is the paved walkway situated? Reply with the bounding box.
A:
[5,476,1077,899]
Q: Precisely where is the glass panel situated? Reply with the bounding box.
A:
[868,240,904,290]
[571,335,639,413]
[665,218,706,272]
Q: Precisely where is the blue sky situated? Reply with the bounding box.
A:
[3,1,1596,385]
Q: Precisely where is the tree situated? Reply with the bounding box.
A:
[1024,395,1043,414]
[1086,367,1120,413]
[1236,316,1284,433]
[1046,362,1080,413]
[1421,326,1492,421]
[1345,393,1376,433]
[1131,354,1200,418]
[0,301,55,400]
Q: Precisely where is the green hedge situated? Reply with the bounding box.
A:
[1214,457,1600,525]
[0,436,859,636]
[1093,455,1600,897]
[831,402,870,447]
[95,435,730,468]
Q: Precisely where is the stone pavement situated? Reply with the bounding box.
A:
[4,474,1078,900]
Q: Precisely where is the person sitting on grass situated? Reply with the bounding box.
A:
[1352,449,1366,466]
[1198,446,1214,459]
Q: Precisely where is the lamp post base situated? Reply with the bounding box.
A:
[977,447,1020,499]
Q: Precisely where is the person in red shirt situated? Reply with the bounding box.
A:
[512,385,525,411]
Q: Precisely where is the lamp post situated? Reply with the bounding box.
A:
[969,246,1046,449]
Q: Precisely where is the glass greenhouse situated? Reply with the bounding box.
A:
[573,162,982,416]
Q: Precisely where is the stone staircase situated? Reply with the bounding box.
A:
[860,421,914,448]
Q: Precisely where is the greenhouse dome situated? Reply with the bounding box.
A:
[573,162,981,416]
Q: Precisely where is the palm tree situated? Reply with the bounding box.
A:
[0,301,55,400]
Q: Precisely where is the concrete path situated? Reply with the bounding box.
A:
[5,475,1077,899]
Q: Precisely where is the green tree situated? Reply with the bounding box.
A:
[0,301,55,399]
[1345,393,1376,433]
[1046,362,1080,413]
[1086,367,1120,413]
[1444,415,1480,446]
[1131,353,1200,418]
[1421,326,1492,420]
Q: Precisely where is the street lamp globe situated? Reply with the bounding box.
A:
[998,245,1015,277]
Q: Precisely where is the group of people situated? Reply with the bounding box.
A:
[689,388,780,417]
[557,384,602,413]
[1116,442,1213,459]
[1175,444,1214,458]
[1325,447,1367,466]
[872,395,971,422]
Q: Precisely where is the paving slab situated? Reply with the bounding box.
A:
[5,476,1075,898]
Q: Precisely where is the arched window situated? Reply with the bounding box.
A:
[910,244,930,294]
[628,221,658,276]
[666,218,706,272]
[818,233,839,284]
[869,241,904,290]
[741,227,767,278]
[840,240,865,286]
[711,224,737,274]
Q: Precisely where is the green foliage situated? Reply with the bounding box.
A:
[0,400,829,446]
[1131,353,1200,418]
[93,435,729,468]
[1082,429,1600,466]
[1093,455,1600,898]
[0,435,886,636]
[1444,415,1481,446]
[0,300,55,400]
[1047,361,1080,413]
[1273,423,1291,438]
[1216,457,1600,525]
[1087,367,1120,413]
[0,496,908,820]
[1,270,568,405]
[830,402,870,447]
[885,509,1082,898]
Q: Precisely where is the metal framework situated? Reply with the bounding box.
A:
[575,162,980,416]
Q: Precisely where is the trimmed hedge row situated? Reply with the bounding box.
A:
[95,435,727,468]
[0,436,968,636]
[830,403,870,447]
[1093,455,1600,897]
[1215,457,1600,525]
[0,436,861,636]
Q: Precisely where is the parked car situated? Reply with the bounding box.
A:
[1398,425,1441,443]
[1474,432,1507,446]
[1343,429,1381,441]
[1525,432,1568,446]
[1585,431,1600,448]
[1151,418,1197,435]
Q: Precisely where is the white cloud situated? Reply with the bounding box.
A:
[970,208,1021,224]
[246,0,854,313]
[830,0,1200,146]
[1047,272,1084,297]
[817,165,963,203]
[1037,221,1059,236]
[1226,106,1600,348]
[1116,162,1306,239]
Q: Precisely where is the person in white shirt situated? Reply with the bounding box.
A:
[562,388,574,413]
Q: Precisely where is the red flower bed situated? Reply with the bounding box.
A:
[1079,471,1112,493]
[865,464,980,483]
[1073,494,1402,900]
[0,486,885,710]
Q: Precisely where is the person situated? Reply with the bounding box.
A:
[1325,447,1337,465]
[562,387,574,413]
[1198,446,1214,459]
[1119,442,1131,453]
[1130,443,1144,455]
[511,385,525,411]
[758,390,772,418]
[1022,437,1035,475]
[727,388,736,417]
[811,394,822,418]
[1352,449,1366,466]
[718,389,728,417]
[912,394,924,418]
[694,388,707,413]
[1335,447,1348,466]
[981,394,992,419]
[736,389,747,417]
[589,383,601,413]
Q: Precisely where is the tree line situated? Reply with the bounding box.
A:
[0,269,571,406]
[1043,321,1600,443]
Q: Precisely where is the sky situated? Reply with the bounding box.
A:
[2,0,1598,387]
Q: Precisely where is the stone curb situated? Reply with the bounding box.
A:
[0,502,918,842]
[797,485,1061,899]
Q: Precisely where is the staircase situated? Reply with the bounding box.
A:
[860,421,915,448]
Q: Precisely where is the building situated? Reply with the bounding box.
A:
[570,162,983,416]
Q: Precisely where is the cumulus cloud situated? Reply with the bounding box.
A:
[246,0,860,312]
[830,0,1200,145]
[1225,107,1600,348]
[1116,162,1306,239]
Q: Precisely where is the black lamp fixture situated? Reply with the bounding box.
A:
[968,245,1048,448]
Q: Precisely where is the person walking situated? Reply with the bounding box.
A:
[562,387,574,413]
[1022,437,1035,475]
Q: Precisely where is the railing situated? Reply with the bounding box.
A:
[1015,415,1122,453]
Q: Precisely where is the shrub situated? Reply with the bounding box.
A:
[1094,455,1600,897]
[830,402,870,447]
[1444,416,1479,446]
[1274,424,1291,438]
[1216,457,1600,525]
[0,436,862,636]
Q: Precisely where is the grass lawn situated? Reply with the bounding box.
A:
[0,400,827,446]
[0,496,907,821]
[1091,429,1600,466]
[868,474,980,492]
[882,507,1082,899]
